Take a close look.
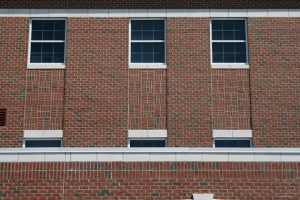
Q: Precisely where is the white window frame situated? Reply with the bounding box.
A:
[129,18,167,69]
[27,18,67,69]
[212,129,252,148]
[23,130,63,148]
[210,18,249,69]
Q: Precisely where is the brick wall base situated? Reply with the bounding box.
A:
[0,162,299,199]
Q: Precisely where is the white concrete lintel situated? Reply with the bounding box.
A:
[213,130,252,138]
[128,130,167,138]
[24,130,63,139]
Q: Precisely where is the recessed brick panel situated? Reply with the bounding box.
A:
[212,70,251,130]
[129,70,167,130]
[24,70,65,130]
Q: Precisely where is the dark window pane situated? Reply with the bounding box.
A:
[54,53,64,63]
[154,20,164,31]
[142,31,154,40]
[236,53,246,63]
[25,140,61,148]
[223,20,234,30]
[32,21,43,31]
[154,43,164,54]
[42,43,53,53]
[154,31,164,40]
[235,43,246,53]
[54,20,65,31]
[224,53,235,63]
[234,30,245,40]
[213,53,223,63]
[234,20,245,30]
[55,31,65,40]
[142,53,153,63]
[212,31,222,40]
[212,43,223,53]
[143,43,153,53]
[131,31,142,40]
[130,140,166,148]
[43,21,54,30]
[42,53,52,63]
[31,43,42,53]
[30,53,41,63]
[224,43,234,53]
[54,43,64,53]
[32,31,43,40]
[143,21,153,30]
[43,31,54,40]
[131,43,142,53]
[223,31,234,40]
[131,53,142,63]
[154,54,164,63]
[131,20,142,30]
[215,140,251,148]
[212,20,222,30]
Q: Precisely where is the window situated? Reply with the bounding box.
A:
[129,139,166,147]
[214,139,252,148]
[25,139,62,148]
[211,19,248,65]
[0,108,6,126]
[29,19,66,67]
[130,19,166,67]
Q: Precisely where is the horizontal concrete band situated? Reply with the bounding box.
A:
[0,148,299,162]
[0,9,299,18]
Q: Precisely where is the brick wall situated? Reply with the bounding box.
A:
[0,17,299,148]
[63,18,128,147]
[0,0,299,9]
[248,18,300,147]
[0,18,28,147]
[0,162,299,199]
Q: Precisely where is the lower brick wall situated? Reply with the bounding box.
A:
[0,162,299,199]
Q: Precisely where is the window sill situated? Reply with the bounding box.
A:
[129,64,167,69]
[211,64,249,69]
[27,63,66,69]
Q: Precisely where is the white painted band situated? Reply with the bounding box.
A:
[0,9,299,18]
[213,130,252,138]
[128,130,167,138]
[0,148,299,162]
[24,130,63,138]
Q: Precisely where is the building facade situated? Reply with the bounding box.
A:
[0,1,299,199]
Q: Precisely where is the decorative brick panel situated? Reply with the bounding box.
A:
[0,18,28,147]
[0,162,299,199]
[24,70,64,130]
[0,0,299,9]
[129,70,167,130]
[63,18,129,147]
[248,18,300,147]
[212,70,251,130]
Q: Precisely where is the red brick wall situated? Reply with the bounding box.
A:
[63,18,128,147]
[24,70,64,130]
[0,162,299,199]
[0,0,299,9]
[212,70,251,130]
[0,18,28,147]
[167,18,212,147]
[129,70,167,130]
[248,18,300,147]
